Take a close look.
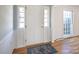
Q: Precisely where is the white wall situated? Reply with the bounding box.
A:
[51,5,79,40]
[0,31,16,54]
[13,5,18,30]
[0,5,16,53]
[0,5,13,40]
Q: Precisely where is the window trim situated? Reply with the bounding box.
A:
[63,10,73,36]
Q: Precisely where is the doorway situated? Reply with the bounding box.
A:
[14,5,51,48]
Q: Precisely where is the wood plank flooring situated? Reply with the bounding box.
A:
[13,36,79,54]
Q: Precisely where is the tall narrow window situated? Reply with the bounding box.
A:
[63,11,73,35]
[44,8,49,27]
[17,6,25,28]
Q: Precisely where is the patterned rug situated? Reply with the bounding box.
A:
[27,43,57,54]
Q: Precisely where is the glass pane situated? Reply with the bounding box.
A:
[19,18,24,22]
[44,18,48,22]
[18,7,25,12]
[44,9,48,18]
[19,13,24,17]
[18,23,25,28]
[44,9,48,27]
[44,22,48,27]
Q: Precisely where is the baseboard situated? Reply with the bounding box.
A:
[52,35,79,42]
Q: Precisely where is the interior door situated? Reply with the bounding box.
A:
[25,5,44,45]
[13,5,26,48]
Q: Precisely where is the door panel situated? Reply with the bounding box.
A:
[24,5,51,46]
[25,6,44,45]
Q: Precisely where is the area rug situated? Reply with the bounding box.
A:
[27,43,57,54]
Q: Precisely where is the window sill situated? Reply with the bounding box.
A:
[63,34,74,38]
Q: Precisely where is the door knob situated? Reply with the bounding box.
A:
[25,25,27,28]
[41,26,44,28]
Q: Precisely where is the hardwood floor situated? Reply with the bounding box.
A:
[52,36,79,54]
[13,36,79,54]
[13,47,27,54]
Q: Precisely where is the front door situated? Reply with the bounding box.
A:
[25,5,51,45]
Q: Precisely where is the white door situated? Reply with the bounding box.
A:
[14,5,26,48]
[25,5,44,45]
[25,5,51,45]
